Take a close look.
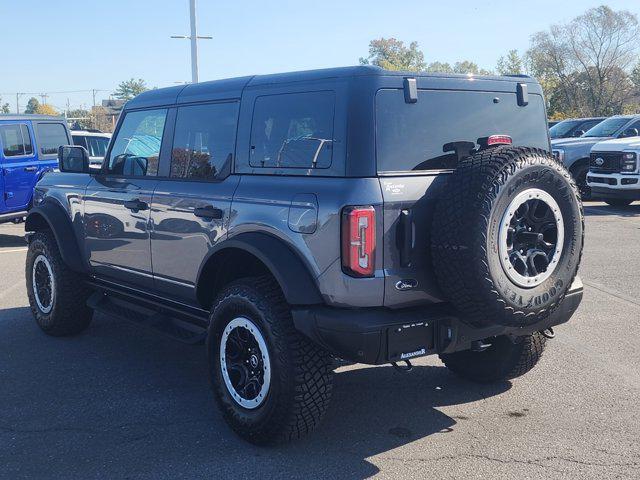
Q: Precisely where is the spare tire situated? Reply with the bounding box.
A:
[431,146,584,328]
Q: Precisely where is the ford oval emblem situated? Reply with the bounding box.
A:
[595,157,605,166]
[395,279,418,291]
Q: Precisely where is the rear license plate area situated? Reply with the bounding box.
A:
[387,321,435,362]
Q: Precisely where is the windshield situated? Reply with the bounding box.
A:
[549,120,580,138]
[583,117,630,137]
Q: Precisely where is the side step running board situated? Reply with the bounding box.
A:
[0,211,28,223]
[88,292,207,344]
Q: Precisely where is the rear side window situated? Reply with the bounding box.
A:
[376,89,549,173]
[36,123,69,156]
[250,91,335,169]
[106,109,167,177]
[0,124,33,157]
[170,102,238,181]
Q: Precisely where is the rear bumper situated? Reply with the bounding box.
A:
[292,277,583,365]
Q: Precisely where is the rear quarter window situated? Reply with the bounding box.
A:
[376,89,549,173]
[249,91,335,169]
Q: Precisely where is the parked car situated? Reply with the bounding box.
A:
[587,137,640,206]
[551,115,640,199]
[548,120,560,128]
[549,117,606,140]
[0,115,70,224]
[71,130,111,168]
[25,66,584,444]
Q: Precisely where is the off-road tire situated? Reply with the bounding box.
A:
[605,199,633,207]
[26,231,93,336]
[572,163,591,201]
[439,332,547,383]
[431,146,584,328]
[207,276,333,445]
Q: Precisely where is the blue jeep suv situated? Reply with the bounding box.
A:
[0,115,71,224]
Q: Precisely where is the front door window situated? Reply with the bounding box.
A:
[106,109,167,176]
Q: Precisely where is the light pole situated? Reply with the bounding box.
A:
[171,0,212,84]
[16,93,24,114]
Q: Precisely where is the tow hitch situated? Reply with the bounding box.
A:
[541,327,556,339]
[391,360,413,373]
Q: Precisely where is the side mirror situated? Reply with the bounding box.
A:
[58,145,91,173]
[621,128,639,138]
[573,130,585,137]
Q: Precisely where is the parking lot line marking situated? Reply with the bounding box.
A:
[584,280,640,309]
[0,247,28,254]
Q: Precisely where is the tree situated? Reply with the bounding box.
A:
[359,38,426,71]
[425,61,453,73]
[24,97,40,114]
[66,108,92,129]
[527,6,640,116]
[452,60,492,75]
[496,50,524,75]
[631,62,640,92]
[425,60,492,75]
[113,78,148,101]
[35,104,58,115]
[0,96,9,114]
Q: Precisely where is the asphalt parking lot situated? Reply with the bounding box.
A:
[1,202,639,480]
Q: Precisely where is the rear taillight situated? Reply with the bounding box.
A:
[341,206,376,277]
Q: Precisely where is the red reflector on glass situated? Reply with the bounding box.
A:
[341,206,376,277]
[487,135,512,146]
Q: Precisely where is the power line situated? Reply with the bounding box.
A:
[0,88,108,96]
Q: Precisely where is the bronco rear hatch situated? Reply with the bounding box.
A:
[376,87,550,308]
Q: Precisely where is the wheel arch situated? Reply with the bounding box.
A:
[195,232,323,310]
[25,201,87,273]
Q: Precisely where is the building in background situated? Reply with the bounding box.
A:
[91,99,125,132]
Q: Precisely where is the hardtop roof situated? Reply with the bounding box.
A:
[124,65,541,110]
[0,114,66,121]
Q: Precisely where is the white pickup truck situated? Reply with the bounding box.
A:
[587,137,640,206]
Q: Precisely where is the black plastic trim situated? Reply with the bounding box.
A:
[590,186,640,200]
[292,277,583,365]
[195,232,323,306]
[25,201,87,273]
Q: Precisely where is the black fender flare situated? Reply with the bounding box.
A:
[196,232,323,306]
[25,201,87,273]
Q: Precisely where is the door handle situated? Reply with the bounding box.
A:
[193,205,224,220]
[123,199,149,212]
[24,166,38,172]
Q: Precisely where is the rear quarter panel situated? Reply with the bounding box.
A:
[229,176,385,307]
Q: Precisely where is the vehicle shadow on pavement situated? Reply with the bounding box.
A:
[583,203,640,217]
[0,233,27,248]
[0,308,511,479]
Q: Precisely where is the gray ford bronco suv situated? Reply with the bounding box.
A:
[25,66,584,445]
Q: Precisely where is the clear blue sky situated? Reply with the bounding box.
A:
[1,0,638,112]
